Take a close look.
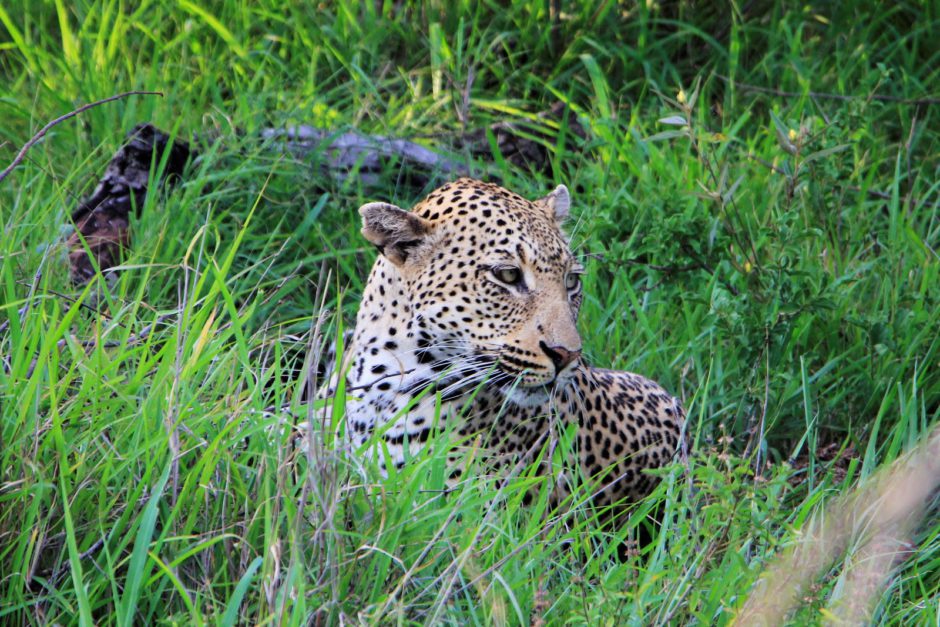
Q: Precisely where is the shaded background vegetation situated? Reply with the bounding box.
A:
[1,1,938,624]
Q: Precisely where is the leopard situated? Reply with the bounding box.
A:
[319,177,685,511]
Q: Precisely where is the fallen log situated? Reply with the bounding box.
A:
[260,125,470,187]
[66,123,192,284]
[63,102,583,283]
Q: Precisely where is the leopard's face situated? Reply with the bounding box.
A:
[359,178,584,401]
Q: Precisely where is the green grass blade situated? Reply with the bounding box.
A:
[118,461,172,627]
[221,556,263,627]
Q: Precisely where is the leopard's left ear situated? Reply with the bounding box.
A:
[536,184,571,222]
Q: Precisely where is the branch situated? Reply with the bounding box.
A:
[717,75,940,106]
[19,312,177,379]
[0,90,164,184]
[745,153,940,209]
[618,258,705,274]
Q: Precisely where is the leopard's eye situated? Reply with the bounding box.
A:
[565,273,580,290]
[493,267,523,285]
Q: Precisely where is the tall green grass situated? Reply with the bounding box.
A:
[1,1,938,624]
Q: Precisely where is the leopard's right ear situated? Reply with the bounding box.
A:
[359,202,433,266]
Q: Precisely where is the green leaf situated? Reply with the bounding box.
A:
[658,115,688,126]
[770,110,797,154]
[59,473,95,626]
[645,130,687,142]
[801,143,850,166]
[221,557,263,627]
[579,54,611,120]
[119,462,172,627]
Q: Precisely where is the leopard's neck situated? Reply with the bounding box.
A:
[334,259,462,454]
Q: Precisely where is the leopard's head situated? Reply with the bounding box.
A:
[359,178,583,403]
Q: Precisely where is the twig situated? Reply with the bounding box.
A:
[75,312,176,350]
[12,282,118,324]
[717,75,940,106]
[19,312,175,379]
[745,153,787,176]
[47,537,106,586]
[618,258,704,274]
[615,251,740,297]
[0,90,164,184]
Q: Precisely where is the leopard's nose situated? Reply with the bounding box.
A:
[539,341,581,372]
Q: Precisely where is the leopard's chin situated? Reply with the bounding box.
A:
[502,373,567,407]
[505,385,551,408]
